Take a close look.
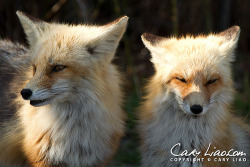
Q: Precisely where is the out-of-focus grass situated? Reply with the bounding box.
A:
[234,74,250,122]
[110,90,141,167]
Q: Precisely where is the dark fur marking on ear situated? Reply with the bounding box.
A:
[104,16,128,27]
[218,26,240,41]
[86,46,95,54]
[105,18,121,27]
[19,11,44,23]
[142,33,165,45]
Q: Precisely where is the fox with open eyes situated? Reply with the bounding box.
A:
[138,26,250,167]
[0,11,128,167]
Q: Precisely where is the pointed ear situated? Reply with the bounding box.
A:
[141,33,165,53]
[16,11,49,46]
[216,26,240,51]
[141,33,170,66]
[91,16,128,62]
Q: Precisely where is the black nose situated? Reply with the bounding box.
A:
[21,89,32,100]
[190,105,203,114]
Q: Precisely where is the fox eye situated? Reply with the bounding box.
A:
[206,79,218,85]
[176,77,187,83]
[52,65,66,72]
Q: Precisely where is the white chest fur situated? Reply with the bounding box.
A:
[20,96,121,166]
[140,100,223,167]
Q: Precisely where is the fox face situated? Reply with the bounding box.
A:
[21,53,82,107]
[17,11,128,107]
[142,26,240,117]
[167,63,224,117]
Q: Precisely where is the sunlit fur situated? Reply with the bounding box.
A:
[139,26,250,167]
[0,11,128,167]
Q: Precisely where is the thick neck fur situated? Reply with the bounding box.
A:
[17,65,124,166]
[140,100,231,167]
[144,93,229,148]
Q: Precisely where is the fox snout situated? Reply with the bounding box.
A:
[182,102,207,117]
[190,104,203,114]
[21,89,32,100]
[182,91,209,117]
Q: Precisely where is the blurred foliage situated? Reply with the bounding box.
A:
[0,0,249,166]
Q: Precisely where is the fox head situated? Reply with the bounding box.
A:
[142,26,240,118]
[17,11,128,107]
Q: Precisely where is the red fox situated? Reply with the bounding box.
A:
[0,11,128,167]
[139,26,250,167]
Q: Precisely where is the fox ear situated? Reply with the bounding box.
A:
[141,33,170,65]
[141,33,165,53]
[91,16,128,63]
[216,26,240,55]
[16,11,49,46]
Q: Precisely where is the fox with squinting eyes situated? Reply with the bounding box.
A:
[138,26,250,167]
[0,11,128,167]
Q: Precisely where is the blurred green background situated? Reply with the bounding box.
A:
[0,0,249,166]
